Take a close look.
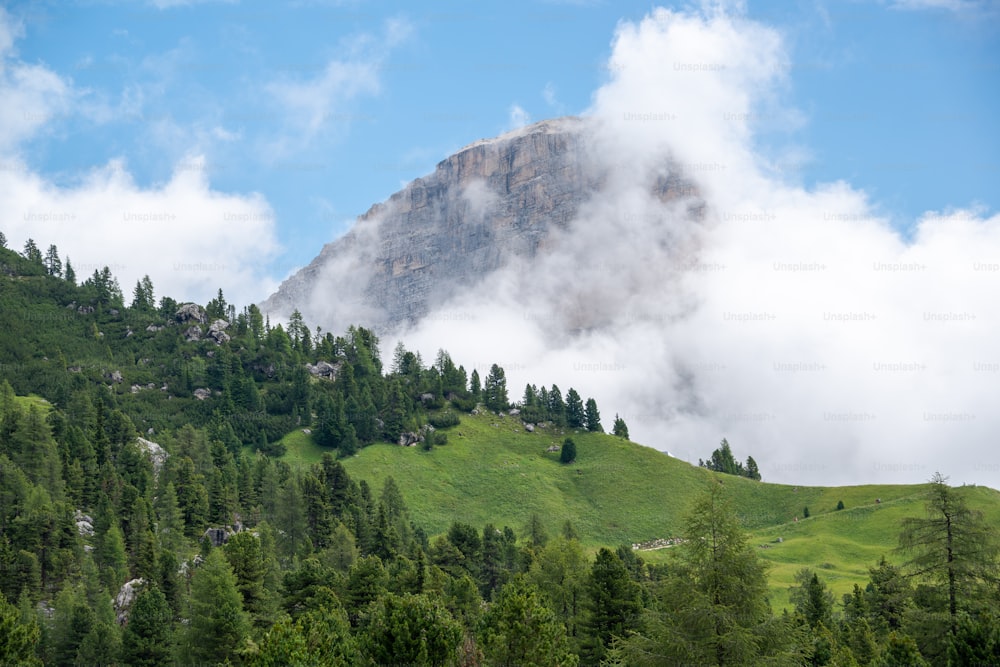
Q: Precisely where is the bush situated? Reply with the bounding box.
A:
[803,506,810,519]
[428,411,461,429]
[560,438,576,464]
[836,500,845,511]
[450,397,477,413]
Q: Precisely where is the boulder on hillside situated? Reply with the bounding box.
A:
[306,360,340,380]
[175,303,207,324]
[136,437,168,477]
[207,319,230,344]
[193,388,212,400]
[115,578,145,625]
[183,325,202,342]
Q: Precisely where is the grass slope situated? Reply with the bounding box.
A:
[278,410,1000,608]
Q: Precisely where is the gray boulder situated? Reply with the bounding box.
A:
[175,303,207,324]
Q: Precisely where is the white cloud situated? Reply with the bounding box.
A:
[264,18,412,153]
[0,9,280,308]
[507,104,531,130]
[396,4,1000,488]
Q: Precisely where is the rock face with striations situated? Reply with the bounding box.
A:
[261,117,699,332]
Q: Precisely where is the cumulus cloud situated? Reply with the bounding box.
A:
[397,5,1000,488]
[0,10,279,308]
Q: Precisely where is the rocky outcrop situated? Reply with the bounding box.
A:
[115,578,145,625]
[306,360,340,380]
[261,117,700,332]
[207,319,230,345]
[175,303,207,325]
[136,437,168,477]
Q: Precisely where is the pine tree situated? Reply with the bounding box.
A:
[64,257,76,284]
[43,244,61,277]
[183,549,251,665]
[584,397,602,432]
[582,547,642,663]
[479,577,577,667]
[360,592,462,666]
[744,456,761,480]
[22,238,42,264]
[565,388,585,428]
[898,472,998,636]
[483,364,508,412]
[0,591,41,666]
[612,414,629,439]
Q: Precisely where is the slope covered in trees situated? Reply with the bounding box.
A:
[2,238,1000,665]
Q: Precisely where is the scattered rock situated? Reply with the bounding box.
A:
[115,578,145,625]
[632,537,685,551]
[77,305,95,315]
[183,325,202,342]
[419,393,435,403]
[125,328,133,338]
[68,366,82,373]
[193,388,211,400]
[145,324,163,333]
[508,408,521,416]
[206,319,230,345]
[108,308,119,316]
[302,428,311,435]
[74,510,94,538]
[203,526,233,547]
[106,370,124,383]
[545,445,560,453]
[398,432,423,447]
[136,437,168,477]
[305,360,340,380]
[175,303,207,324]
[524,423,535,432]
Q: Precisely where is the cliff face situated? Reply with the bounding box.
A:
[261,117,699,332]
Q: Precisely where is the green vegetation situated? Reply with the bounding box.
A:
[2,237,999,665]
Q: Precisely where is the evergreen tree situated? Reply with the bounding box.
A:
[122,584,173,667]
[584,397,602,432]
[565,388,585,428]
[224,531,279,630]
[744,455,762,480]
[898,472,998,636]
[560,437,577,464]
[479,577,578,667]
[548,385,566,426]
[64,257,76,284]
[621,482,796,666]
[469,369,481,400]
[790,569,834,629]
[483,364,508,412]
[360,592,462,666]
[0,591,41,666]
[22,238,42,264]
[183,549,251,665]
[43,244,61,277]
[582,547,642,663]
[612,414,629,439]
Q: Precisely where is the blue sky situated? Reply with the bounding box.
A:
[2,0,996,305]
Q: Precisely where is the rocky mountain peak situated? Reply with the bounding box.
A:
[261,116,699,333]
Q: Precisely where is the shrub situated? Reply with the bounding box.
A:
[428,411,461,429]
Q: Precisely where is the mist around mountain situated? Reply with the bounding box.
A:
[263,6,1000,491]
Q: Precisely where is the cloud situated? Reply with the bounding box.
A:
[542,82,559,109]
[0,8,72,152]
[507,104,531,130]
[0,9,280,308]
[264,17,412,154]
[395,4,1000,488]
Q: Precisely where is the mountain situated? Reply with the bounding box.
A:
[260,117,702,331]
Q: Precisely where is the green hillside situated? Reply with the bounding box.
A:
[276,408,1000,609]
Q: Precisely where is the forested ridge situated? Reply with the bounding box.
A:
[2,236,999,666]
